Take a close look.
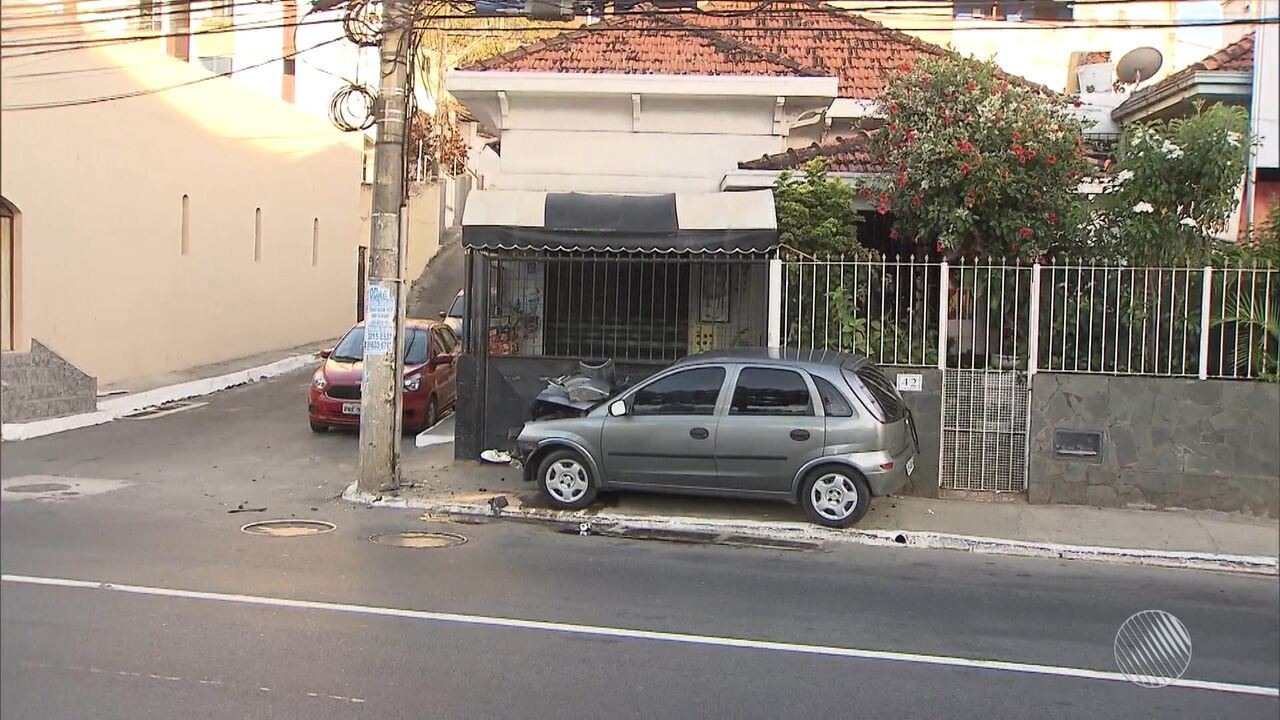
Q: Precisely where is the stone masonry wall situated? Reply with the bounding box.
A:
[1028,373,1280,517]
[1,340,97,423]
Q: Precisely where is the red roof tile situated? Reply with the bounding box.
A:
[464,3,1043,100]
[464,14,821,78]
[738,135,883,173]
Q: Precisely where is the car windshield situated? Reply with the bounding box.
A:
[447,294,464,318]
[330,327,430,364]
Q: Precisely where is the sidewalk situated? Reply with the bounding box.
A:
[2,340,330,441]
[353,440,1280,575]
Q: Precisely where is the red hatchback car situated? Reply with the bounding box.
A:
[307,319,460,434]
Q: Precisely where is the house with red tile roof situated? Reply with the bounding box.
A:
[447,2,1019,194]
[1111,27,1279,238]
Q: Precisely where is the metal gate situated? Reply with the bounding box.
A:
[940,369,1030,492]
[938,263,1033,493]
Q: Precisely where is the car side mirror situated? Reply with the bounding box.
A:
[436,354,454,366]
[319,348,332,359]
[438,311,447,318]
[608,400,628,417]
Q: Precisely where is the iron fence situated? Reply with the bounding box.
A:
[782,256,941,367]
[782,258,1279,381]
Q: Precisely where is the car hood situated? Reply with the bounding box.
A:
[323,358,427,383]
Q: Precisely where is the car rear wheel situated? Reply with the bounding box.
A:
[800,466,871,528]
[425,395,439,430]
[309,420,328,434]
[536,449,598,510]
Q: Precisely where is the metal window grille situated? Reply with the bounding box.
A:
[481,253,769,363]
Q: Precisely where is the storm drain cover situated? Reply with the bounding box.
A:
[241,519,336,537]
[4,483,73,493]
[370,531,467,549]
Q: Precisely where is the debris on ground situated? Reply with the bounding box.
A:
[480,449,512,464]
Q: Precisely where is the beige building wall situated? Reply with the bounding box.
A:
[1,29,364,385]
[836,1,1227,93]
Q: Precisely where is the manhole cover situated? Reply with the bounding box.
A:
[241,519,336,537]
[370,531,467,548]
[5,483,73,493]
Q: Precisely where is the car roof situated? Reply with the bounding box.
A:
[350,318,449,331]
[674,347,869,371]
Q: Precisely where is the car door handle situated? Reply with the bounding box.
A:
[790,429,811,441]
[689,427,710,440]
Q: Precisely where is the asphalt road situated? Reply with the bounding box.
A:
[2,369,1278,719]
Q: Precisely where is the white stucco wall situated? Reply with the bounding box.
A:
[1,27,363,384]
[449,72,838,194]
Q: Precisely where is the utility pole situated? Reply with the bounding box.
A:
[358,0,412,494]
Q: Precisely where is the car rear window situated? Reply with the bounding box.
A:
[843,362,906,423]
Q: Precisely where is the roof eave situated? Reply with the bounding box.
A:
[447,71,839,99]
[1112,70,1253,124]
[720,168,881,191]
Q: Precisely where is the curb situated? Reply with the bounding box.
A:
[2,353,319,441]
[341,483,1279,576]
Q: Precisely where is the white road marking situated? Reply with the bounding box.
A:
[4,573,1277,699]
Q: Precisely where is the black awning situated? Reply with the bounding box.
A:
[544,193,678,233]
[462,226,776,254]
[462,190,778,255]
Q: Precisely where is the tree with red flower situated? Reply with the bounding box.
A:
[865,55,1089,259]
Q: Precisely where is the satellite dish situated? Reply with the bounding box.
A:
[1116,47,1164,85]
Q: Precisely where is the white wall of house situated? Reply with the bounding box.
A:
[1253,0,1279,170]
[448,72,839,194]
[1,24,363,385]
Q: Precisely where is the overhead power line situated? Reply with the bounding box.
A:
[2,34,344,109]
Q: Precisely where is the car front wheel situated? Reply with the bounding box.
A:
[800,466,871,528]
[536,449,598,510]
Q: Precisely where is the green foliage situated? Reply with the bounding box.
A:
[774,159,875,258]
[868,55,1090,260]
[1083,103,1251,265]
[1213,290,1280,382]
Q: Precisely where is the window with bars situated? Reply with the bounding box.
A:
[482,254,768,363]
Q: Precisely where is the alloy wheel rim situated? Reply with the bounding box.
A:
[545,459,589,503]
[811,473,858,520]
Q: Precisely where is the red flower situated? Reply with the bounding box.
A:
[1026,149,1038,160]
[1018,227,1033,240]
[860,188,873,199]
[964,193,976,207]
[960,162,972,175]
[935,241,945,253]
[1012,130,1022,141]
[1072,98,1083,108]
[1046,155,1057,165]
[965,81,978,92]
[1047,212,1059,225]
[911,196,922,207]
[888,102,900,114]
[879,193,889,204]
[890,229,900,240]
[1011,144,1025,156]
[897,172,908,188]
[877,204,889,215]
[897,62,913,73]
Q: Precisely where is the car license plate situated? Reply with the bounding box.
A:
[342,403,361,415]
[906,456,916,476]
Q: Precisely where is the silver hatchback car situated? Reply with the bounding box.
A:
[514,348,919,528]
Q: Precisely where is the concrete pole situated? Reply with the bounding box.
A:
[358,0,411,494]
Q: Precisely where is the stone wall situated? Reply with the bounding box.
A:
[1029,373,1280,517]
[1,340,97,423]
[880,367,942,498]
